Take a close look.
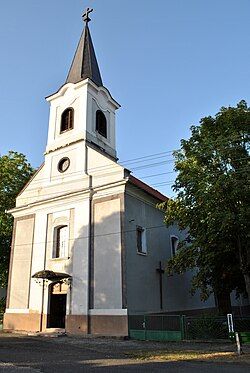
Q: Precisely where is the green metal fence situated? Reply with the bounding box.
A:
[234,317,250,333]
[184,316,250,342]
[129,314,250,343]
[129,314,184,341]
[230,317,250,344]
[184,316,228,340]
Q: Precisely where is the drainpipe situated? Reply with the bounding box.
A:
[85,144,93,334]
[40,215,49,332]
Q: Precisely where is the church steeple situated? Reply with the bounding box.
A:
[66,8,103,87]
[46,8,120,160]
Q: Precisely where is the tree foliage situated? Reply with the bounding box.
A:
[161,101,250,305]
[0,151,34,287]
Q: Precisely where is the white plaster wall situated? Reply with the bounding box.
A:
[46,83,88,151]
[86,83,117,156]
[11,153,127,317]
[46,80,119,156]
[70,199,90,315]
[10,178,128,319]
[16,141,88,207]
[93,198,122,309]
[10,76,126,318]
[28,212,48,313]
[9,218,34,309]
[125,190,216,314]
[27,198,91,317]
[87,147,124,188]
[16,144,125,208]
[16,79,121,208]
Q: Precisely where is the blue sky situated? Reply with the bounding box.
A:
[1,0,250,196]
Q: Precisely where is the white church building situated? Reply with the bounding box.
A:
[4,10,217,336]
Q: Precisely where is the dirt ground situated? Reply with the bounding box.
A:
[0,333,249,372]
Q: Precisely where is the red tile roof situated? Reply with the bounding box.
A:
[129,175,168,202]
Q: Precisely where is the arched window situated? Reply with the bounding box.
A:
[53,225,69,258]
[96,110,107,138]
[170,235,179,257]
[60,108,74,133]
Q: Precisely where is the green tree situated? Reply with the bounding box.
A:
[161,101,250,313]
[0,151,34,288]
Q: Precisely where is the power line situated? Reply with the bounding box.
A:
[17,163,176,197]
[22,154,175,186]
[119,150,175,164]
[17,160,250,200]
[10,222,169,248]
[16,160,176,191]
[17,179,174,201]
[25,154,248,189]
[24,151,250,188]
[11,170,249,248]
[16,165,250,201]
[18,133,249,186]
[140,171,176,179]
[132,159,174,171]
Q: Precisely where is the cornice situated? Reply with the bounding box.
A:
[9,179,127,215]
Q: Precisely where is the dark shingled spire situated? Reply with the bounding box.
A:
[66,9,103,87]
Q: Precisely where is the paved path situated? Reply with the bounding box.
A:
[0,334,248,372]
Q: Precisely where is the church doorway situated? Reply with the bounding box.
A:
[47,282,67,329]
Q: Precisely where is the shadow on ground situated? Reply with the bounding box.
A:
[0,334,249,373]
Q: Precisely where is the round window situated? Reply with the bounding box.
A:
[58,157,70,173]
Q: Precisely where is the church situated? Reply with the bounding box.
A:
[4,9,217,336]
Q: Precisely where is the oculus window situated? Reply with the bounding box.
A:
[58,157,70,173]
[96,110,107,138]
[60,108,74,133]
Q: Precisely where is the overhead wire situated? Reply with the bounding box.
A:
[16,164,250,201]
[21,132,249,187]
[11,222,170,248]
[10,134,248,201]
[19,151,249,190]
[22,153,176,186]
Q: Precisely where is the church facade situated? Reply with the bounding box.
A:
[3,10,216,336]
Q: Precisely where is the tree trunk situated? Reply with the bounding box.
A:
[237,234,250,301]
[243,273,250,301]
[215,290,232,315]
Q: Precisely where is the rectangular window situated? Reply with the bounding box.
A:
[137,226,147,254]
[170,235,179,256]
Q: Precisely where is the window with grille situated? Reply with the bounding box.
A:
[53,225,69,258]
[96,110,107,138]
[60,108,74,133]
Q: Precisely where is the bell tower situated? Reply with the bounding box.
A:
[45,8,120,169]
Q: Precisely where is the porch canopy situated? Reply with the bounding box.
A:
[32,270,71,281]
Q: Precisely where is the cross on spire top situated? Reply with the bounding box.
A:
[66,7,103,86]
[82,7,93,25]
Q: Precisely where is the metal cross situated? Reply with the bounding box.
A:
[82,7,93,24]
[156,261,165,310]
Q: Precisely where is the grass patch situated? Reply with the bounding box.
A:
[126,350,250,363]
